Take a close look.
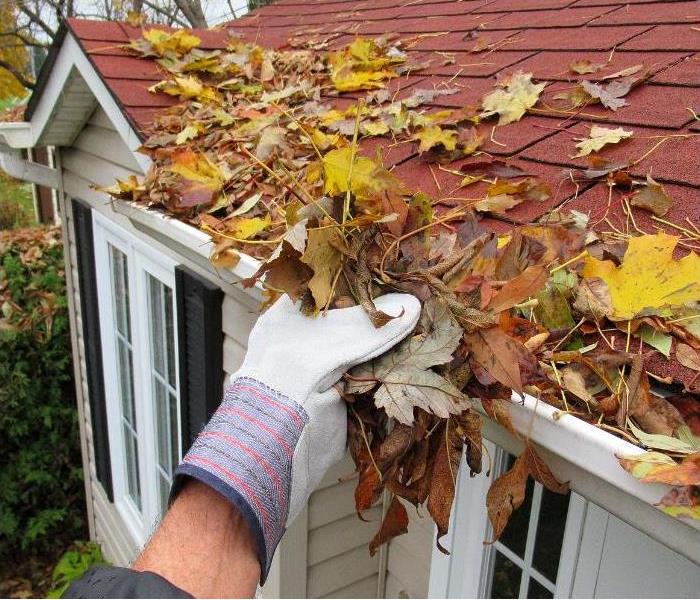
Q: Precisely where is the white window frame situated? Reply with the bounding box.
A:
[92,210,181,546]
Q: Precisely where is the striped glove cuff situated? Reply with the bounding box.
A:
[172,377,308,581]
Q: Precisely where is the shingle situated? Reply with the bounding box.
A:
[652,54,700,86]
[511,50,687,81]
[520,122,700,187]
[620,24,700,51]
[391,156,584,223]
[398,0,492,18]
[506,25,652,51]
[482,6,613,29]
[375,12,506,34]
[67,18,129,42]
[408,50,535,77]
[564,181,700,239]
[407,29,521,52]
[104,78,176,108]
[539,82,699,129]
[474,0,577,12]
[91,55,164,80]
[480,116,572,157]
[589,1,700,26]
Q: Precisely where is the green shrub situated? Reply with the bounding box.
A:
[0,226,85,568]
[47,541,107,598]
[0,173,34,230]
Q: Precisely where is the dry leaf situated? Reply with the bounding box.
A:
[481,71,546,125]
[488,265,548,313]
[630,175,673,217]
[677,343,700,372]
[574,125,633,157]
[582,233,700,319]
[369,496,409,555]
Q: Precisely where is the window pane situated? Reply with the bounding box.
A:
[500,457,534,557]
[169,391,180,467]
[154,380,169,473]
[123,424,142,510]
[164,286,176,387]
[158,472,170,517]
[149,276,165,377]
[532,487,570,582]
[491,551,521,599]
[110,245,130,338]
[527,578,553,599]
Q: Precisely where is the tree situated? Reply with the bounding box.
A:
[0,0,243,91]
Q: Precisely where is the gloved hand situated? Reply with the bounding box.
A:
[172,293,420,582]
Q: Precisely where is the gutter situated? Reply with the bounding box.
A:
[0,122,60,189]
[482,392,700,564]
[109,200,700,563]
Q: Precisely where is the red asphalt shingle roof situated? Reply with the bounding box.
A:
[62,0,700,383]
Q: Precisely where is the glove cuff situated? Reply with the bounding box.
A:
[171,377,308,582]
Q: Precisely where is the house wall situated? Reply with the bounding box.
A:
[59,105,435,598]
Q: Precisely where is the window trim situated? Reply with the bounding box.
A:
[92,211,181,545]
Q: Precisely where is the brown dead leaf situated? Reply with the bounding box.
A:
[522,444,568,494]
[630,175,673,217]
[486,450,529,542]
[428,418,464,552]
[465,327,535,393]
[488,265,548,313]
[356,464,382,513]
[369,496,409,555]
[677,343,700,372]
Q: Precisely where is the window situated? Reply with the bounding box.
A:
[428,441,587,599]
[93,212,181,543]
[481,453,571,599]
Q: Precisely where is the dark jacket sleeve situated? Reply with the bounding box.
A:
[63,566,192,599]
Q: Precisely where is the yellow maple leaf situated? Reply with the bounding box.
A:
[328,37,402,92]
[412,126,458,153]
[143,29,201,57]
[150,76,219,102]
[230,215,272,240]
[481,71,546,126]
[321,147,408,203]
[574,125,633,157]
[582,233,700,319]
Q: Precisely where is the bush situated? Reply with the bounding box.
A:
[0,173,35,230]
[47,542,107,598]
[0,226,85,572]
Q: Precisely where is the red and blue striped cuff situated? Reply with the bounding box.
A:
[172,377,308,581]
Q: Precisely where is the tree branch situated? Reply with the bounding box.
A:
[0,58,35,89]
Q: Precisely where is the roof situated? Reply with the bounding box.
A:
[54,2,700,387]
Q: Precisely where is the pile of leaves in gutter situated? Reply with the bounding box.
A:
[104,29,700,551]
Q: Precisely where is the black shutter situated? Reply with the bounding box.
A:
[175,266,224,450]
[72,199,113,501]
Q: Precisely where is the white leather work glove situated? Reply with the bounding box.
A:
[172,293,420,582]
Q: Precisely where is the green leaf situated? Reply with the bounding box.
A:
[627,420,700,454]
[637,324,672,358]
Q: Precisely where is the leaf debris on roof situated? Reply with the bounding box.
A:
[85,11,700,551]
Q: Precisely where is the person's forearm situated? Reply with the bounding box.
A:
[133,480,260,598]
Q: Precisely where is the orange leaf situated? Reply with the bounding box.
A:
[642,453,700,486]
[488,265,548,313]
[369,496,409,556]
[486,451,529,542]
